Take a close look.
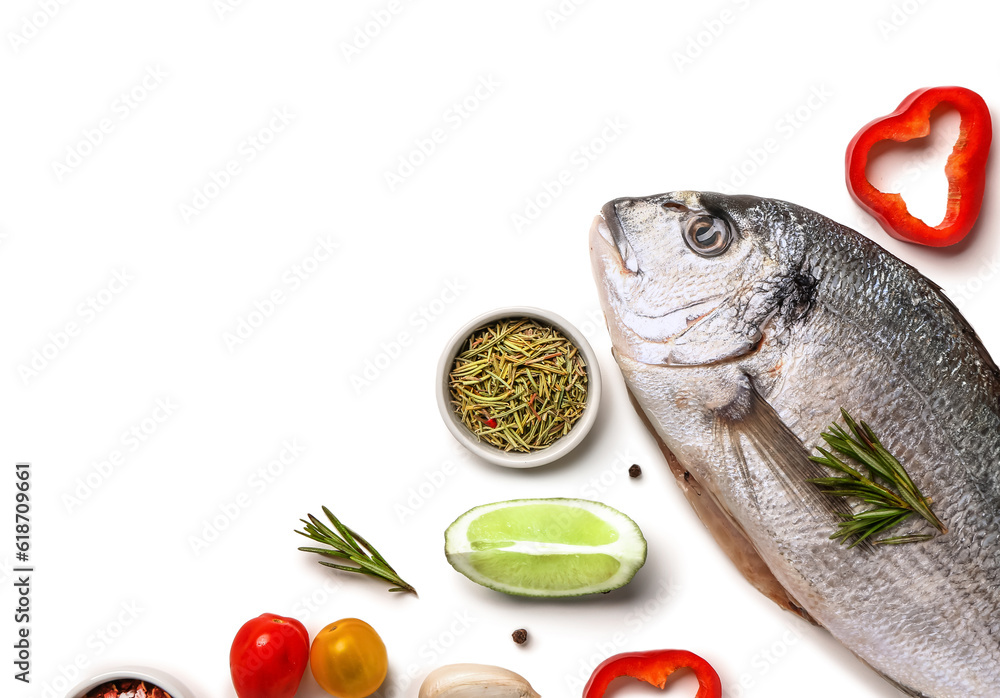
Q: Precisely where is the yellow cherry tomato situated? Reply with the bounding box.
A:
[309,618,388,698]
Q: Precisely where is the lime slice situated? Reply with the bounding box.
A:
[444,498,647,597]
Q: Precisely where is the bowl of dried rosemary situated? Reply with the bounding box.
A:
[69,666,194,698]
[437,306,602,467]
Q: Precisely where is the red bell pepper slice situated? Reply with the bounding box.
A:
[583,649,722,698]
[845,86,992,247]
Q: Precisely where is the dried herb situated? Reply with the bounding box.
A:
[296,506,417,595]
[83,679,172,698]
[448,318,588,452]
[809,409,946,548]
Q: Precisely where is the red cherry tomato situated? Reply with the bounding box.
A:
[230,613,310,698]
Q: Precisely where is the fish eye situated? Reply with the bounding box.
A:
[683,215,731,257]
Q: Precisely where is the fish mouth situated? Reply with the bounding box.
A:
[590,202,724,361]
[592,203,640,274]
[600,201,625,248]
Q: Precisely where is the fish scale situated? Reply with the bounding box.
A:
[591,191,1000,697]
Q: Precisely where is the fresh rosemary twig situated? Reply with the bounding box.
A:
[809,409,946,548]
[296,506,417,595]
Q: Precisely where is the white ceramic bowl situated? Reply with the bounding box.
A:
[68,666,194,698]
[436,306,602,468]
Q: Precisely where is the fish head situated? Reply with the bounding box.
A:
[590,191,808,368]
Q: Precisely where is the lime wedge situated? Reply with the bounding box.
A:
[444,498,647,597]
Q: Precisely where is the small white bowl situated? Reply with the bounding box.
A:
[68,666,194,698]
[436,306,602,468]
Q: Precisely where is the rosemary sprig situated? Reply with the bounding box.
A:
[296,506,417,595]
[809,409,946,548]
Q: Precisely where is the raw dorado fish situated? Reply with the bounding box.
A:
[589,191,1000,697]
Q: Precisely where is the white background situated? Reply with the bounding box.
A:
[3,1,999,697]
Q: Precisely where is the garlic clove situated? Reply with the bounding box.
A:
[418,663,541,698]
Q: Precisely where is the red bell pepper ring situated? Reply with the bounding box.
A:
[583,649,722,698]
[845,86,992,247]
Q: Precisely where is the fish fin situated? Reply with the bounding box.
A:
[714,416,760,511]
[626,386,819,625]
[663,305,761,365]
[717,376,872,550]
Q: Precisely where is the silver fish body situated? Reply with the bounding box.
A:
[589,191,1000,697]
